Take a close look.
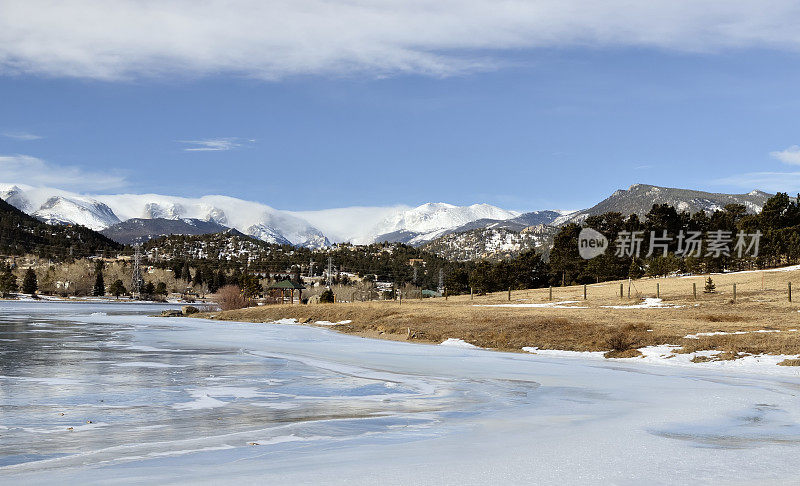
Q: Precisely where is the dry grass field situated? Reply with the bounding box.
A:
[206,265,800,361]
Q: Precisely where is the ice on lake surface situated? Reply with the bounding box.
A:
[2,301,800,484]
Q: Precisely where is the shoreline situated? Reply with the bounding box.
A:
[200,267,800,370]
[195,313,800,376]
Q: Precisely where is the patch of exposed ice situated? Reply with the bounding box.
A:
[113,361,185,368]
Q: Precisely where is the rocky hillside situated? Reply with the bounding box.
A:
[421,225,557,261]
[101,218,241,245]
[555,184,771,225]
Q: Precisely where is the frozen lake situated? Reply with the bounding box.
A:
[2,301,800,484]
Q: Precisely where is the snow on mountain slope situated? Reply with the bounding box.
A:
[0,185,32,212]
[94,194,330,248]
[0,183,330,248]
[32,196,121,231]
[370,203,520,244]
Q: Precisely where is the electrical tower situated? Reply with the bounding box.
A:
[326,256,333,288]
[131,244,144,299]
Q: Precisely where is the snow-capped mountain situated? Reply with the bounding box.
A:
[368,203,520,245]
[554,184,772,226]
[33,196,121,231]
[0,183,329,248]
[0,185,32,212]
[2,181,771,253]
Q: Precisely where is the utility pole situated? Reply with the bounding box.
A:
[131,244,143,299]
[327,256,333,288]
[438,268,444,295]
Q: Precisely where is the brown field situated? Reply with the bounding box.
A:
[205,266,800,360]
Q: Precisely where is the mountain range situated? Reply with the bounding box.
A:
[0,182,776,254]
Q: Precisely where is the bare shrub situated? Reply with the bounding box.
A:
[217,285,247,311]
[605,325,642,351]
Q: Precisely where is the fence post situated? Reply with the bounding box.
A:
[656,283,660,299]
[508,287,511,301]
[549,286,553,301]
[620,283,623,298]
[789,282,792,303]
[583,284,587,300]
[444,287,448,301]
[693,282,697,299]
[733,283,736,302]
[470,287,473,300]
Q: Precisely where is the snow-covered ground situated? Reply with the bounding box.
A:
[3,301,800,484]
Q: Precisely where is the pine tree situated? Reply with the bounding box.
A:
[319,288,335,303]
[0,264,18,296]
[704,276,716,293]
[182,261,191,283]
[144,281,155,296]
[93,270,105,296]
[628,259,643,279]
[110,279,127,298]
[155,282,168,295]
[22,268,38,295]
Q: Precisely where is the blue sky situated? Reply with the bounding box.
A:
[2,1,800,212]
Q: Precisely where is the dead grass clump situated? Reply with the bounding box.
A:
[691,355,713,363]
[778,359,800,366]
[704,314,745,322]
[716,351,743,361]
[604,349,643,359]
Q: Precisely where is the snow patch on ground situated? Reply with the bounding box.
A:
[475,300,588,309]
[684,329,796,339]
[523,344,800,374]
[602,298,683,309]
[314,320,352,326]
[439,338,478,348]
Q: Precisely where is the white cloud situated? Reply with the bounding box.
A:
[2,131,42,141]
[2,1,800,80]
[715,171,800,193]
[770,145,800,165]
[0,154,127,191]
[178,138,254,152]
[291,205,411,243]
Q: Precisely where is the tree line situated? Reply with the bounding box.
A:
[549,192,800,285]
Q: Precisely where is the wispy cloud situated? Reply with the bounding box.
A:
[715,171,800,193]
[770,145,800,165]
[715,145,800,192]
[0,154,127,190]
[178,137,254,152]
[2,131,42,141]
[2,1,800,80]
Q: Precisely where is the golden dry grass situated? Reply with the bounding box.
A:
[203,266,800,358]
